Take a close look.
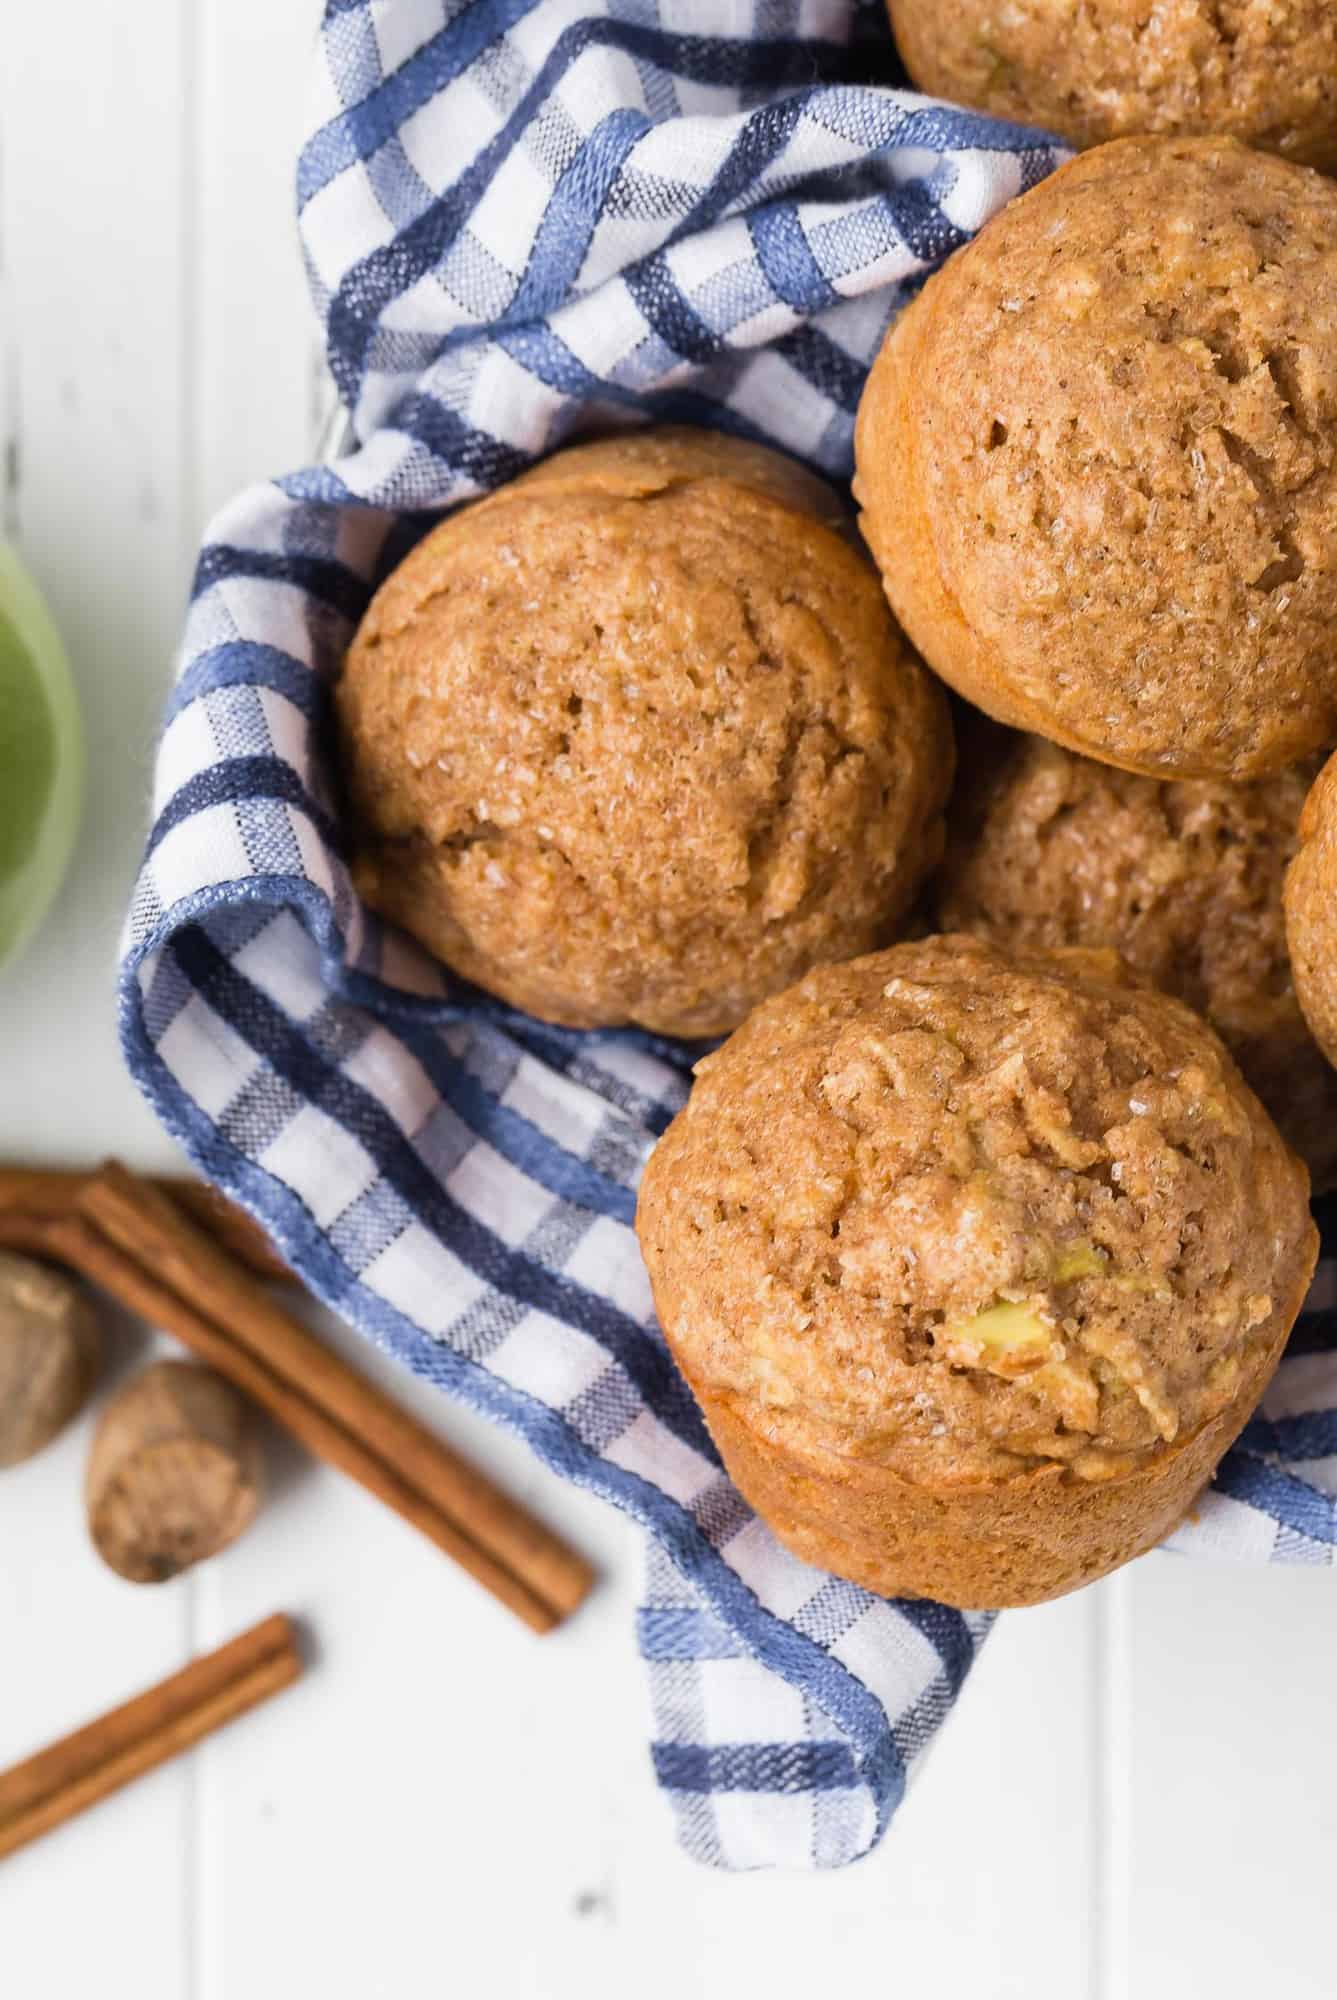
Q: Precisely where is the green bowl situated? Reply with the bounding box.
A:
[0,540,84,969]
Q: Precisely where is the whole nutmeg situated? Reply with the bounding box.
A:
[85,1360,264,1582]
[0,1249,102,1467]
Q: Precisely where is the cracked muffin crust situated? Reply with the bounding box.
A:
[1284,749,1337,1072]
[887,0,1337,168]
[335,428,953,1036]
[939,728,1337,1186]
[637,934,1316,1606]
[854,137,1337,781]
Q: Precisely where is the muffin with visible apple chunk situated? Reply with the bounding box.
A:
[636,934,1316,1608]
[937,728,1337,1188]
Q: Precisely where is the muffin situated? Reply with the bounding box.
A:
[939,729,1337,1186]
[336,428,952,1036]
[887,0,1337,168]
[1285,750,1337,1070]
[637,935,1316,1608]
[854,137,1337,782]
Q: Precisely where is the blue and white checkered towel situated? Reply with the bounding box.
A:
[120,0,1337,1870]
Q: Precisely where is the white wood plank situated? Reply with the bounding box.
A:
[1118,1555,1337,2000]
[0,1332,195,1986]
[0,1,198,1174]
[194,0,327,521]
[0,3,202,1989]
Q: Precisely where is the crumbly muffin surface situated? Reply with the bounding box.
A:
[854,137,1337,780]
[638,935,1315,1487]
[939,730,1337,1184]
[888,0,1337,167]
[336,428,952,1035]
[1285,751,1337,1070]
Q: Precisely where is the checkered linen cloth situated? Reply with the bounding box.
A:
[120,0,1337,1870]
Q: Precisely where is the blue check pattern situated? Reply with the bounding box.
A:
[121,0,1337,1870]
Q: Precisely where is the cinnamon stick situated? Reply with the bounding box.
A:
[0,1166,289,1281]
[43,1212,572,1632]
[0,1172,595,1630]
[33,1166,595,1631]
[0,1613,302,1862]
[0,1212,60,1257]
[167,1181,291,1282]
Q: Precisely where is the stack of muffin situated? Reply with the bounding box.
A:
[335,23,1337,1610]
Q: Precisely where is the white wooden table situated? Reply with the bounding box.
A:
[3,8,1335,1994]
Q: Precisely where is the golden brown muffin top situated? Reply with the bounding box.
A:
[1285,750,1337,1070]
[888,0,1337,168]
[855,137,1337,779]
[336,427,952,1036]
[637,934,1315,1486]
[937,729,1337,1184]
